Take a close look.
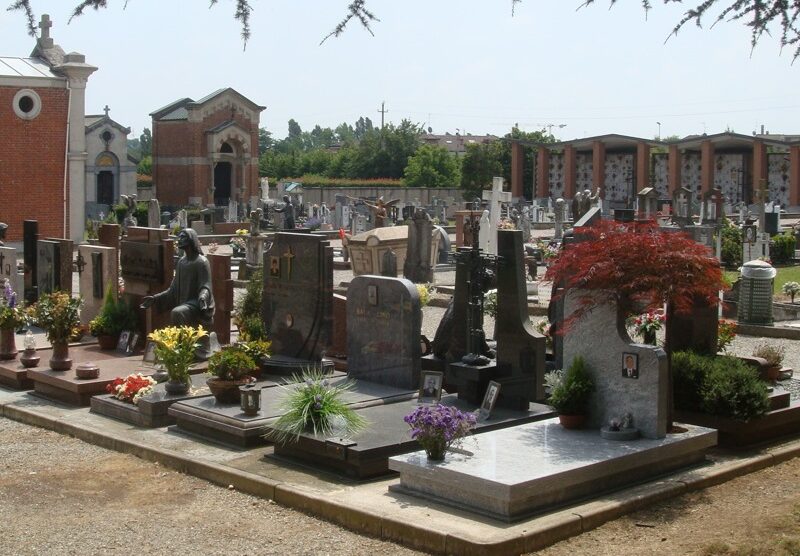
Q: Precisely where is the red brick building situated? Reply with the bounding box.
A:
[0,14,96,242]
[151,88,264,208]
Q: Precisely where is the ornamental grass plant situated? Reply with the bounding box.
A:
[270,369,366,444]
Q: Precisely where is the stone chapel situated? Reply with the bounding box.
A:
[150,88,264,208]
[0,14,96,242]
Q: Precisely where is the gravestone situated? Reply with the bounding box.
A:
[381,249,398,277]
[346,275,421,389]
[177,209,188,229]
[349,226,408,277]
[672,186,694,227]
[23,220,38,302]
[44,238,73,293]
[563,288,668,439]
[120,227,174,334]
[0,247,22,299]
[147,198,161,228]
[36,240,60,295]
[433,225,451,264]
[190,220,208,235]
[98,223,120,251]
[637,187,659,219]
[403,209,435,283]
[482,177,512,255]
[554,199,565,240]
[208,253,233,345]
[493,230,547,405]
[78,244,118,324]
[261,232,333,369]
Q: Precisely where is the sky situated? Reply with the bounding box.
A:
[2,0,800,143]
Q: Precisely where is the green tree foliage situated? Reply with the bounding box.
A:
[137,155,152,176]
[720,217,742,268]
[258,128,274,154]
[404,144,461,188]
[771,231,796,265]
[139,127,152,157]
[460,142,504,201]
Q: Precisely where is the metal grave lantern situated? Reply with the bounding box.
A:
[738,259,777,325]
[239,384,261,416]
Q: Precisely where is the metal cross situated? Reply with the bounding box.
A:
[73,251,86,276]
[281,247,295,279]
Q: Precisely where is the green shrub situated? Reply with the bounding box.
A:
[548,356,594,415]
[720,218,742,269]
[701,356,770,420]
[207,347,258,381]
[672,350,711,412]
[672,351,770,420]
[234,267,267,341]
[771,231,796,264]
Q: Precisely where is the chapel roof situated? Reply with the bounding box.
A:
[0,56,60,79]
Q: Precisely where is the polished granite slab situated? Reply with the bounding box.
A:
[389,418,717,521]
[168,377,415,448]
[27,344,208,407]
[90,371,346,428]
[269,394,555,479]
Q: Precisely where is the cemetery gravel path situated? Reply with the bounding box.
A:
[1,417,799,556]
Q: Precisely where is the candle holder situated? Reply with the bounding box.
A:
[239,384,261,416]
[19,331,39,368]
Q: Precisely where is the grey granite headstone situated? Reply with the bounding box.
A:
[380,249,398,277]
[403,208,434,283]
[23,220,38,302]
[262,232,333,361]
[346,275,421,389]
[78,244,118,324]
[562,288,668,439]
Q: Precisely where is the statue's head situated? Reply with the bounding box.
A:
[283,195,290,203]
[177,228,203,255]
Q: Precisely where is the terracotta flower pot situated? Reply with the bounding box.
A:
[558,414,587,429]
[49,340,72,371]
[96,334,119,350]
[765,364,782,382]
[207,377,255,404]
[0,328,18,360]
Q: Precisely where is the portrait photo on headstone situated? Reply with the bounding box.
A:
[622,352,639,379]
[418,371,443,404]
[479,380,501,420]
[142,340,157,365]
[116,330,131,353]
[269,256,280,277]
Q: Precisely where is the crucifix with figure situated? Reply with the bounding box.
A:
[282,246,295,280]
[481,177,512,255]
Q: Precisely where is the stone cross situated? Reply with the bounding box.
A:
[481,177,512,255]
[103,105,110,117]
[39,14,52,40]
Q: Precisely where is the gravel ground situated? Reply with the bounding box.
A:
[0,418,422,556]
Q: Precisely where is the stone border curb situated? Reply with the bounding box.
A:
[2,401,799,555]
[737,323,800,340]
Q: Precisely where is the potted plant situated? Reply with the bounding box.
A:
[229,228,247,257]
[89,284,138,349]
[269,370,366,443]
[31,292,83,371]
[548,356,595,429]
[403,403,477,461]
[752,343,785,382]
[782,281,800,303]
[147,325,207,395]
[106,373,157,405]
[0,280,24,360]
[206,346,259,404]
[237,338,271,375]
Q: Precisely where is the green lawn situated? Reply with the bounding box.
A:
[725,265,800,296]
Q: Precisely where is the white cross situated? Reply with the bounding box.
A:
[481,177,512,255]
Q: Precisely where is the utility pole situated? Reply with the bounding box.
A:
[378,101,388,130]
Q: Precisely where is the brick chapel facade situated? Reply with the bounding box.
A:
[151,88,264,208]
[0,15,96,242]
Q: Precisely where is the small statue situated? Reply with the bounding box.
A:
[249,207,264,236]
[119,194,138,232]
[273,195,296,230]
[140,229,215,357]
[0,222,7,246]
[348,196,399,228]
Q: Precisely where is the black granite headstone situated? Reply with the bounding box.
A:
[262,232,333,362]
[36,239,60,295]
[23,220,38,302]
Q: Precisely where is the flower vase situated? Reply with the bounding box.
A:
[49,340,72,371]
[164,378,190,396]
[424,441,447,462]
[642,330,657,346]
[0,328,18,360]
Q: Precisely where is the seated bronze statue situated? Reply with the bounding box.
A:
[141,229,215,354]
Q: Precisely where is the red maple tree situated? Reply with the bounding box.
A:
[545,219,726,325]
